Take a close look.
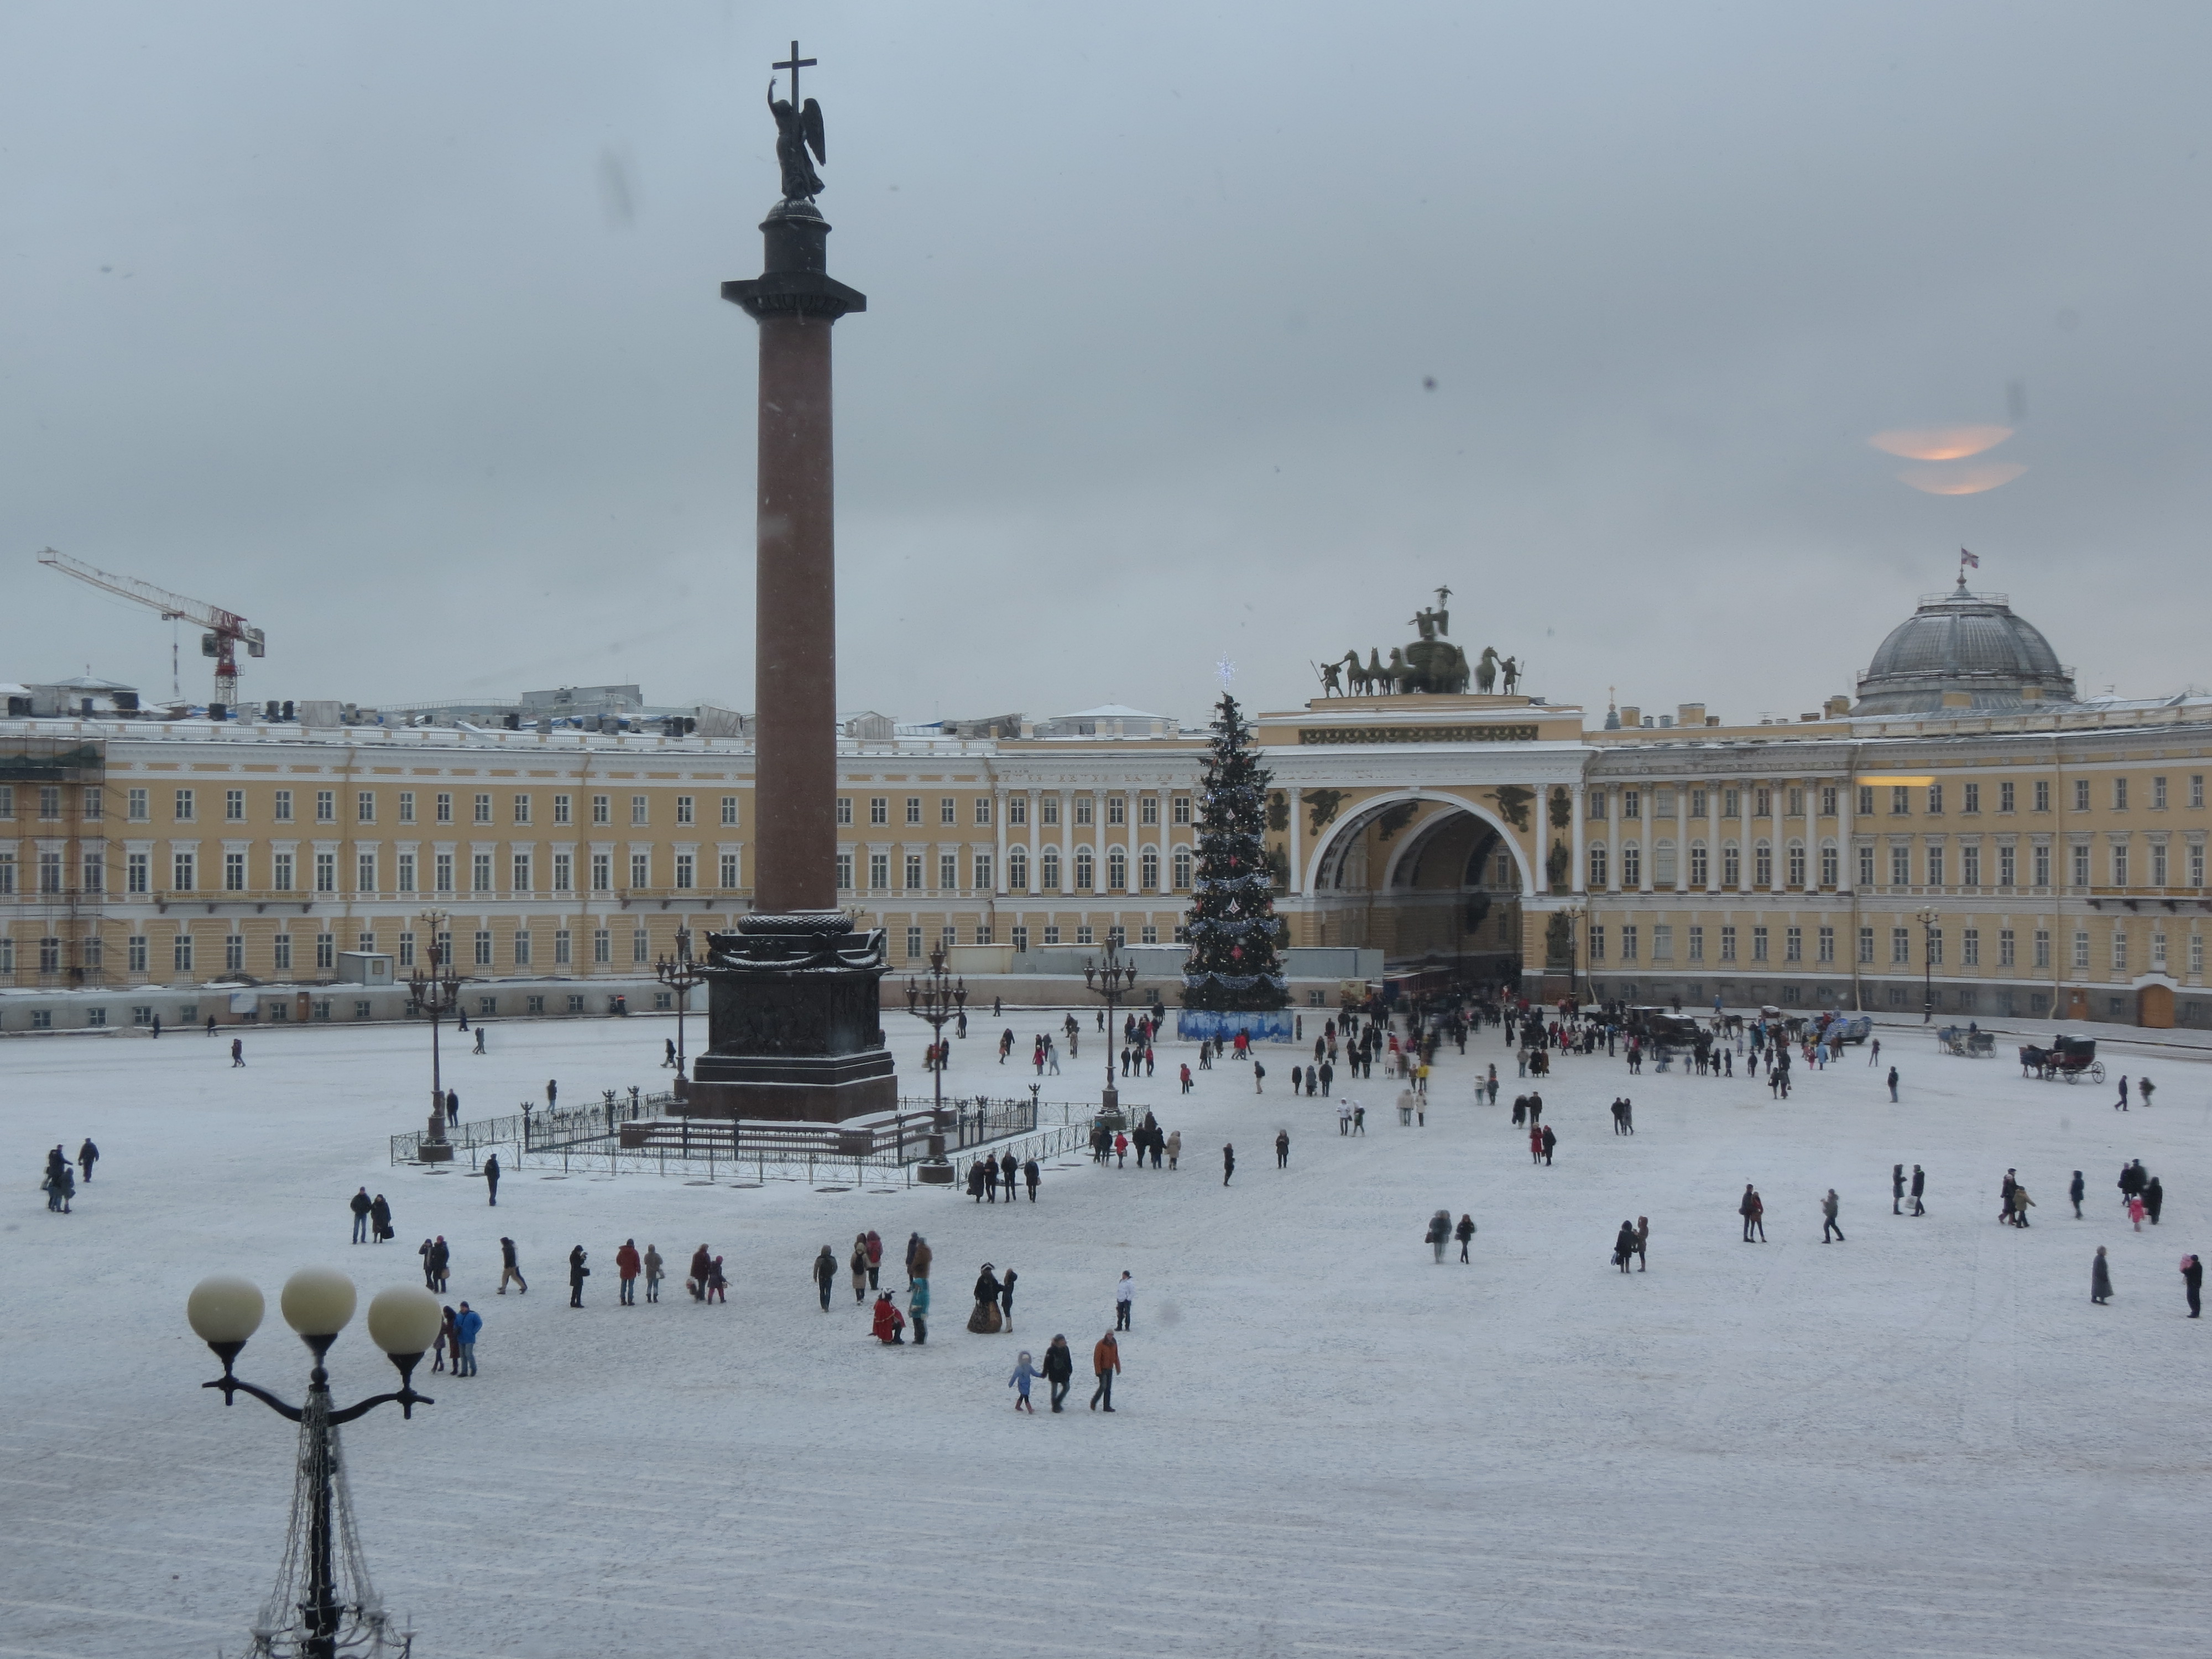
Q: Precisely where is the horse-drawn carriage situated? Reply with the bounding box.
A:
[2018,1034,2103,1083]
[1938,1025,1996,1058]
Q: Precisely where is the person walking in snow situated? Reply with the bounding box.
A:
[1740,1184,1766,1243]
[1893,1164,1906,1215]
[2069,1170,2085,1219]
[2182,1254,2203,1319]
[909,1273,930,1344]
[434,1306,456,1373]
[1822,1189,1845,1242]
[641,1244,662,1303]
[1540,1123,1557,1166]
[1090,1332,1121,1412]
[1276,1129,1291,1169]
[2091,1245,2114,1304]
[2011,1184,2036,1228]
[567,1245,589,1307]
[1115,1270,1133,1331]
[971,1264,1004,1334]
[1426,1209,1452,1262]
[999,1266,1019,1329]
[1166,1130,1181,1170]
[1024,1158,1041,1201]
[1910,1166,1926,1217]
[76,1140,97,1183]
[1008,1350,1039,1411]
[498,1236,526,1295]
[850,1235,871,1304]
[231,1036,245,1067]
[2000,1168,2019,1224]
[2145,1176,2165,1225]
[1222,1142,1235,1186]
[617,1239,641,1305]
[1633,1216,1650,1271]
[483,1152,500,1206]
[453,1302,481,1375]
[1042,1334,1075,1410]
[351,1187,373,1244]
[371,1193,392,1242]
[1455,1213,1477,1262]
[1614,1219,1638,1272]
[813,1245,838,1311]
[1887,1066,1900,1102]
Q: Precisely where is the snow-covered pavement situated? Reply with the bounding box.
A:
[3,1011,2208,1658]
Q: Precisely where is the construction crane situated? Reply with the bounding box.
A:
[37,548,267,712]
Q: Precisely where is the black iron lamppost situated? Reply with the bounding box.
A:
[1559,902,1588,1009]
[187,1269,439,1658]
[904,945,966,1178]
[904,944,967,1121]
[655,924,709,1082]
[406,911,463,1162]
[1917,906,1941,1023]
[1082,935,1141,1117]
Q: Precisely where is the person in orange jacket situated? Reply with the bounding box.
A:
[1090,1331,1121,1412]
[615,1239,642,1305]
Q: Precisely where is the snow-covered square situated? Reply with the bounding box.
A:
[4,1010,2207,1657]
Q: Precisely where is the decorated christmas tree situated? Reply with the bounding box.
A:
[1181,692,1289,1011]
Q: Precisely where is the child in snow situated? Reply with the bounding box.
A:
[707,1256,728,1303]
[1009,1350,1039,1412]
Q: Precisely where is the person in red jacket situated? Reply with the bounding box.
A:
[871,1291,906,1344]
[863,1229,884,1290]
[1090,1332,1121,1411]
[615,1239,642,1305]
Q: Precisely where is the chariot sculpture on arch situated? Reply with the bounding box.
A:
[1318,586,1488,696]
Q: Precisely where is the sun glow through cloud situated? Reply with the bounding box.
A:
[1868,425,2015,461]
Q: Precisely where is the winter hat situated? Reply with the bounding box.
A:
[1019,1350,1032,1364]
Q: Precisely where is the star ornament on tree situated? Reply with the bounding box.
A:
[1215,656,1238,689]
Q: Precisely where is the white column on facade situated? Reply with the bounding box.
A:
[1639,785,1656,894]
[1570,781,1586,895]
[1835,773,1854,893]
[993,787,1008,897]
[1059,789,1073,908]
[1288,781,1303,898]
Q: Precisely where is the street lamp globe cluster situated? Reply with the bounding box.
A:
[1082,937,1141,1117]
[405,910,465,1162]
[655,925,709,1082]
[187,1267,439,1657]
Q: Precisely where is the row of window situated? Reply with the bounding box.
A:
[1588,776,2212,823]
[75,787,742,829]
[833,794,1193,828]
[1583,837,2210,891]
[0,924,671,977]
[833,847,1194,893]
[896,921,1172,956]
[1583,921,2205,975]
[5,847,743,898]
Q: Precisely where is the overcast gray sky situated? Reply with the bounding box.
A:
[3,2,2206,726]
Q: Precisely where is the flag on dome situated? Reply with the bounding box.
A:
[1960,549,1981,568]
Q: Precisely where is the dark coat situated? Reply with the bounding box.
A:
[973,1269,1002,1306]
[2092,1254,2114,1299]
[568,1247,588,1285]
[1041,1342,1074,1382]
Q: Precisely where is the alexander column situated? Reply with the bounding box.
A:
[684,44,897,1123]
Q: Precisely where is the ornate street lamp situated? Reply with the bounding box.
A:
[903,945,966,1178]
[1917,906,1941,1023]
[1558,902,1588,1009]
[187,1269,438,1658]
[655,924,709,1082]
[405,911,463,1162]
[1081,935,1141,1118]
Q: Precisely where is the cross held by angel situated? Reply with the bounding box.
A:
[768,41,827,202]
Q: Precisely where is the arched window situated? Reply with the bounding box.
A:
[1621,843,1641,886]
[1040,848,1061,891]
[1755,839,1773,887]
[1074,849,1094,890]
[1653,838,1677,886]
[1107,849,1127,890]
[1140,849,1159,890]
[1787,839,1806,888]
[1588,842,1608,888]
[1172,848,1192,889]
[1006,848,1028,891]
[1689,839,1708,887]
[1722,840,1741,888]
[1819,839,1838,888]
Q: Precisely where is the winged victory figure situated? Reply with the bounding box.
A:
[769,83,827,201]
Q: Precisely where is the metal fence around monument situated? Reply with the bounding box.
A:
[392,1092,1129,1168]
